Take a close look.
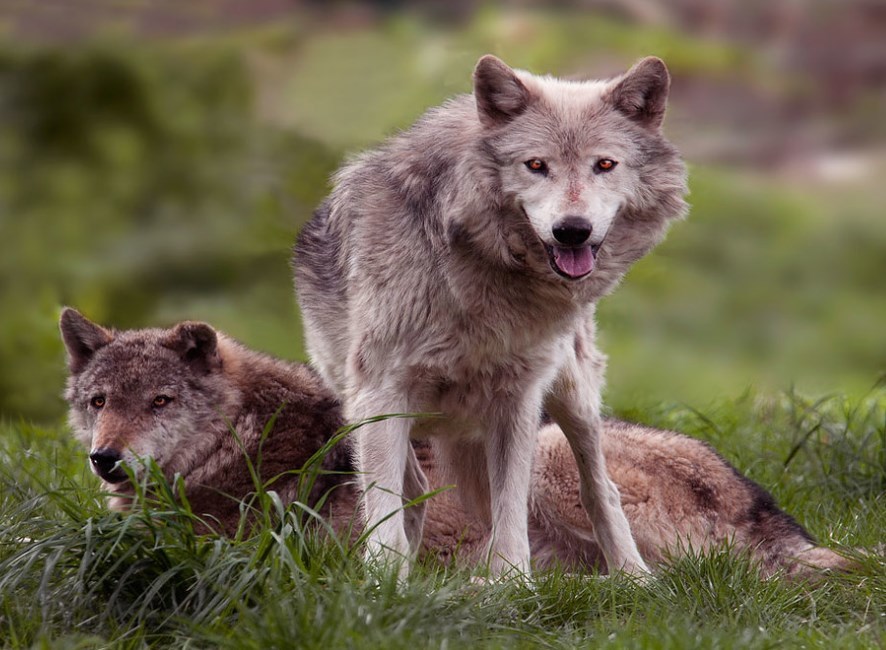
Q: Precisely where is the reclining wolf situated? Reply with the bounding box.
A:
[60,308,852,578]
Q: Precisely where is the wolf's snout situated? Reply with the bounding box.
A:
[552,217,592,246]
[89,448,126,483]
[548,217,596,279]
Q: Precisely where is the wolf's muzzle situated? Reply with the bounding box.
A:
[548,217,597,279]
[89,448,127,483]
[552,216,592,246]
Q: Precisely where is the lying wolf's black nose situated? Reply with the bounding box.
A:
[89,448,123,480]
[552,217,592,246]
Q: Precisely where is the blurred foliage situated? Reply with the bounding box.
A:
[0,8,883,423]
[0,38,339,421]
[599,166,886,410]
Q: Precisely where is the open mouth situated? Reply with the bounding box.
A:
[546,243,600,280]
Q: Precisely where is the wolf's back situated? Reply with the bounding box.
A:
[293,200,352,391]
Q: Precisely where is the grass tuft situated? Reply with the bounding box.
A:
[1,390,883,647]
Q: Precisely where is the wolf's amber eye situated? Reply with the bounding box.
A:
[152,395,172,408]
[595,158,618,173]
[90,396,105,409]
[524,159,548,174]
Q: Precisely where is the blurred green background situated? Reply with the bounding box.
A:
[1,1,884,424]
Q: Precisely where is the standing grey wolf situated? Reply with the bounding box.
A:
[60,310,854,579]
[293,55,688,577]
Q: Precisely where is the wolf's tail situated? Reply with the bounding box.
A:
[784,545,858,577]
[777,542,884,580]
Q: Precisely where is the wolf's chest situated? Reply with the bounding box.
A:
[407,374,510,441]
[405,338,568,440]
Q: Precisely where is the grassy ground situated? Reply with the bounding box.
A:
[1,391,883,649]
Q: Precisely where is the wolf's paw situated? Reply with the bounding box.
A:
[364,539,412,585]
[612,559,653,585]
[470,562,534,588]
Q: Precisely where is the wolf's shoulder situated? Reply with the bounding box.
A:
[215,336,349,474]
[335,94,480,181]
[218,337,339,415]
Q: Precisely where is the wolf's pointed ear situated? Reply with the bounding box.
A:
[168,322,220,374]
[607,57,670,130]
[473,55,532,127]
[60,308,114,374]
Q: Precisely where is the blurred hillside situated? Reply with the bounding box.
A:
[0,1,884,422]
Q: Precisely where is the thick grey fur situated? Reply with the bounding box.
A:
[293,55,688,577]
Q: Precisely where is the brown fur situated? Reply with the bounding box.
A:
[62,311,854,578]
[60,308,349,533]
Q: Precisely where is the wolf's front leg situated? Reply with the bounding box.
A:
[348,386,422,579]
[545,349,649,576]
[483,401,540,577]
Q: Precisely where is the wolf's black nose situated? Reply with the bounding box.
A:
[552,217,592,246]
[89,448,123,480]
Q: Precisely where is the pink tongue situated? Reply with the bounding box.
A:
[553,246,594,278]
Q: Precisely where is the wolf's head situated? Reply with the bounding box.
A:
[473,55,687,285]
[60,308,233,489]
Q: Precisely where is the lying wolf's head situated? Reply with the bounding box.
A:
[60,308,233,488]
[473,55,687,283]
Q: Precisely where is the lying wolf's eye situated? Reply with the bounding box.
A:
[152,395,172,408]
[595,159,618,173]
[90,396,105,409]
[524,159,548,174]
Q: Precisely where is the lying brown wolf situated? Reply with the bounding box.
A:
[60,308,852,577]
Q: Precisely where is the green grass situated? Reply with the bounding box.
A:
[1,391,883,648]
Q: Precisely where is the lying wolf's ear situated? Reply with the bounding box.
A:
[473,55,532,127]
[60,308,114,374]
[168,322,220,374]
[607,57,670,130]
